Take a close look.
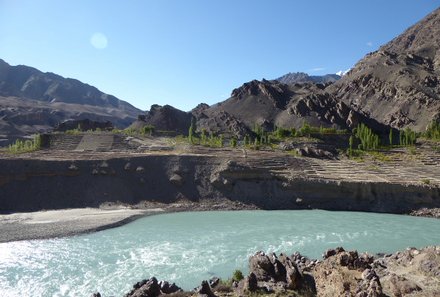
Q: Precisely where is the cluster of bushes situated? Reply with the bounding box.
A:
[8,135,42,154]
[110,125,155,136]
[253,123,346,140]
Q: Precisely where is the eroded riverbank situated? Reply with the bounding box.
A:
[0,149,439,216]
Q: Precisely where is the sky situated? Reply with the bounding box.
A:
[0,1,438,111]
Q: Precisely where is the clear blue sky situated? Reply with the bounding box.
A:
[0,1,438,111]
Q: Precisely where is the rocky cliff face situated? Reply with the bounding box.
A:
[328,8,440,131]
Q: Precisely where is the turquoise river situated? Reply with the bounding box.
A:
[0,210,439,296]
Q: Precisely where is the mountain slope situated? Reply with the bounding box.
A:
[328,8,440,131]
[0,59,143,143]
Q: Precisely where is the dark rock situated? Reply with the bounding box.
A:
[243,272,258,292]
[323,247,345,259]
[129,104,191,135]
[125,277,161,297]
[196,280,216,297]
[208,277,220,288]
[338,251,373,270]
[249,251,275,281]
[90,293,101,297]
[159,280,181,294]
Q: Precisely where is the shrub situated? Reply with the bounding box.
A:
[232,269,244,282]
[140,125,155,136]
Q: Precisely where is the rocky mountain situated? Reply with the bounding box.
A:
[276,72,341,85]
[194,79,388,138]
[0,59,142,143]
[328,7,440,131]
[129,104,192,135]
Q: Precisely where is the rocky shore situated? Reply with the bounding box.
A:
[91,246,440,297]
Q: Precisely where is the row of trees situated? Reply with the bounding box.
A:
[346,121,438,157]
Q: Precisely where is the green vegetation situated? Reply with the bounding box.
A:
[423,121,440,141]
[232,269,244,282]
[368,151,392,162]
[8,135,42,154]
[348,135,354,157]
[139,125,155,136]
[65,128,82,135]
[354,123,380,150]
[421,178,431,185]
[399,127,417,146]
[230,137,237,148]
[188,117,196,144]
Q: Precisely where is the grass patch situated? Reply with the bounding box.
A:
[368,151,392,162]
[421,179,431,185]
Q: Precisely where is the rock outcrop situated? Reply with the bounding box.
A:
[124,277,182,297]
[130,104,192,135]
[107,246,439,297]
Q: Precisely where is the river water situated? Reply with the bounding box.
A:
[0,210,439,296]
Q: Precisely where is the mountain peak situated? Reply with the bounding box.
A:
[276,72,341,85]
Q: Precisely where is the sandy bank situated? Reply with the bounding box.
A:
[0,207,162,243]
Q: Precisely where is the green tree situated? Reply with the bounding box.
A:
[230,137,237,148]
